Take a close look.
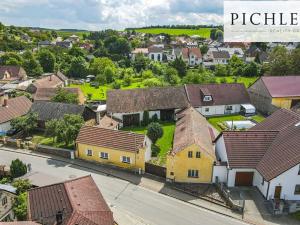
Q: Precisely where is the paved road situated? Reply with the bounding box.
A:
[0,149,248,225]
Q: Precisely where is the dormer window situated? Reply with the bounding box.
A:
[203,95,212,102]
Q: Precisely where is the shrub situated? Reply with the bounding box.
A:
[142,111,150,126]
[147,122,163,145]
[10,159,27,178]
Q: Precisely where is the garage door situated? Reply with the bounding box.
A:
[235,172,254,186]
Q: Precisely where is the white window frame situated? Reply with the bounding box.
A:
[188,169,199,178]
[99,152,109,159]
[203,96,212,102]
[86,149,93,156]
[205,107,210,112]
[121,156,131,164]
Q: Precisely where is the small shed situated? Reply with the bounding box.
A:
[241,104,256,116]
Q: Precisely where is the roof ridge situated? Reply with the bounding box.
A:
[82,125,145,137]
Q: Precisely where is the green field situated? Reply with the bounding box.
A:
[56,30,90,39]
[216,76,258,88]
[122,122,175,165]
[134,28,212,38]
[70,81,144,100]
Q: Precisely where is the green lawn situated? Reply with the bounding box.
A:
[134,28,211,38]
[121,122,175,165]
[208,114,265,132]
[215,76,258,88]
[56,30,90,39]
[70,81,144,100]
[32,132,74,149]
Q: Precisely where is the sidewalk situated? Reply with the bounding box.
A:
[0,146,243,221]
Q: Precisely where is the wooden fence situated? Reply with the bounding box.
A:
[145,162,166,178]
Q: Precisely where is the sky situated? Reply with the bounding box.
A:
[0,0,223,30]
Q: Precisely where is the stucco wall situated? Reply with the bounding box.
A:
[212,165,228,183]
[196,104,241,116]
[166,144,214,183]
[0,122,11,133]
[215,136,228,162]
[268,164,300,200]
[76,143,146,171]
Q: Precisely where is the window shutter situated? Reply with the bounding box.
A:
[120,156,123,162]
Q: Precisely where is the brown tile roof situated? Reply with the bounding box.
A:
[0,96,32,124]
[212,51,230,59]
[97,115,120,130]
[222,131,278,168]
[106,86,189,113]
[185,83,250,107]
[34,87,80,101]
[0,222,41,225]
[28,176,114,225]
[221,109,300,181]
[0,66,27,81]
[261,76,300,97]
[32,75,64,89]
[171,107,215,159]
[182,48,202,59]
[76,126,145,152]
[148,46,163,53]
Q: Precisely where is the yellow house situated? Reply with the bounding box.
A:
[166,107,216,183]
[76,126,152,172]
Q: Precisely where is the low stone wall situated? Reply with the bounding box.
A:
[35,145,75,159]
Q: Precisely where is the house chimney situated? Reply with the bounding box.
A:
[56,211,63,225]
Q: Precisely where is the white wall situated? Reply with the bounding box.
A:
[149,52,163,62]
[268,164,300,200]
[144,136,152,162]
[212,165,228,183]
[0,122,11,133]
[253,170,269,198]
[196,104,241,116]
[215,136,228,162]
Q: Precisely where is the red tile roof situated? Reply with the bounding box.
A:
[0,222,41,225]
[32,75,64,89]
[0,96,32,124]
[182,48,202,59]
[28,176,114,225]
[171,107,215,159]
[221,109,300,181]
[76,126,145,152]
[185,83,251,107]
[0,66,27,81]
[261,76,300,97]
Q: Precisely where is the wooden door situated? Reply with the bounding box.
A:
[235,172,254,186]
[274,186,282,199]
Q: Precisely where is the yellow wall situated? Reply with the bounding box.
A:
[272,97,300,109]
[166,144,215,183]
[76,143,146,171]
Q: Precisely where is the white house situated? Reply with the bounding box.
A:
[148,46,163,62]
[184,83,254,117]
[0,184,17,221]
[182,48,202,66]
[214,109,300,213]
[131,48,149,60]
[211,50,230,65]
[0,96,32,134]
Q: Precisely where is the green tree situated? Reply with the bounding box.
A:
[0,52,23,65]
[10,159,27,178]
[123,74,132,86]
[290,48,300,74]
[10,113,38,136]
[183,70,216,84]
[51,88,79,104]
[13,192,28,220]
[96,73,107,85]
[12,179,32,195]
[214,64,228,77]
[147,122,163,145]
[228,55,245,76]
[142,70,154,79]
[55,114,84,146]
[45,119,59,143]
[69,47,85,57]
[164,67,180,85]
[68,56,87,78]
[143,78,163,87]
[200,44,209,55]
[170,57,187,77]
[243,62,259,77]
[268,46,291,76]
[133,53,149,73]
[89,57,115,75]
[142,111,150,126]
[22,51,43,77]
[38,49,56,72]
[103,66,115,83]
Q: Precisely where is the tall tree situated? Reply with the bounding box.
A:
[22,51,43,77]
[38,49,56,72]
[170,57,187,77]
[10,113,38,136]
[67,56,88,78]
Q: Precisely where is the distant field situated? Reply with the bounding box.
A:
[56,30,90,38]
[134,28,212,38]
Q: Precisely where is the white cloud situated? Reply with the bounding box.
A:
[0,0,223,30]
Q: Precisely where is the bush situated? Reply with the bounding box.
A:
[151,145,160,157]
[12,179,32,195]
[13,192,27,220]
[112,81,121,89]
[147,122,163,145]
[10,159,27,178]
[151,114,159,122]
[142,111,150,126]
